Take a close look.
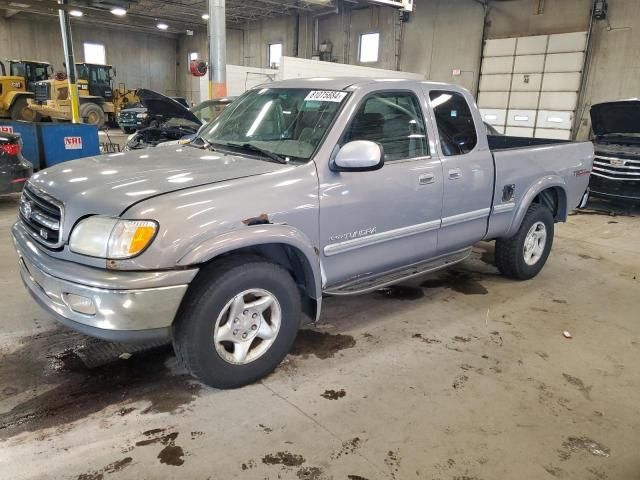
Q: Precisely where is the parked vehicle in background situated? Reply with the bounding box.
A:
[117,94,189,133]
[13,78,593,389]
[587,100,640,202]
[0,60,52,121]
[1,132,32,194]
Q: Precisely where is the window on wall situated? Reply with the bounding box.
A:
[83,43,106,65]
[268,43,282,68]
[358,33,380,63]
[189,52,199,61]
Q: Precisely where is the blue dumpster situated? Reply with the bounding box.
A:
[38,123,100,168]
[0,120,40,168]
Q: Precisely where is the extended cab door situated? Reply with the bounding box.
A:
[423,88,494,254]
[317,87,443,287]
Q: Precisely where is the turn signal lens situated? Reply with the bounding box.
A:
[108,220,158,258]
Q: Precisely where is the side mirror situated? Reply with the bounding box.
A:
[331,140,384,172]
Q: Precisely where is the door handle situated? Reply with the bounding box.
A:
[448,168,463,180]
[418,173,435,185]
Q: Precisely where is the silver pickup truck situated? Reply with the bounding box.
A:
[13,78,594,388]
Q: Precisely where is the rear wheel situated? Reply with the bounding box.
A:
[10,97,41,122]
[173,256,301,389]
[80,103,106,128]
[494,203,554,280]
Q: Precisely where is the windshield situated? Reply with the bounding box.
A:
[200,88,348,162]
[192,100,232,123]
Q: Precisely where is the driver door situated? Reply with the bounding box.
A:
[318,88,444,287]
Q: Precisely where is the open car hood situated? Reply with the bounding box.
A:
[137,89,201,126]
[590,100,640,137]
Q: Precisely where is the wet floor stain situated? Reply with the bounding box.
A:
[296,466,324,480]
[0,330,201,440]
[332,437,362,459]
[290,330,356,360]
[321,389,346,400]
[562,373,593,400]
[412,333,441,344]
[347,476,369,480]
[559,436,610,459]
[452,375,469,390]
[384,449,401,479]
[374,286,425,300]
[262,451,306,467]
[158,445,185,466]
[421,271,488,295]
[77,457,133,479]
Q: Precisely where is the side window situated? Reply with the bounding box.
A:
[343,91,428,162]
[429,90,477,156]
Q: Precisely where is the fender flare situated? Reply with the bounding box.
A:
[7,92,34,109]
[506,176,568,238]
[176,224,322,301]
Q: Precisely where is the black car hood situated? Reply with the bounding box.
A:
[590,100,640,137]
[137,89,201,126]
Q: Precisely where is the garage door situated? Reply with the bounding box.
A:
[478,32,587,140]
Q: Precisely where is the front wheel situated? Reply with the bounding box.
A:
[173,256,301,389]
[494,203,554,280]
[80,103,106,128]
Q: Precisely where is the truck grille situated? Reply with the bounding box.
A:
[19,185,64,248]
[34,83,50,103]
[592,153,640,181]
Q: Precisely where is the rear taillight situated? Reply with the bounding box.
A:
[0,143,21,156]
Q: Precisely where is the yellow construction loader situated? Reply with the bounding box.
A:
[0,60,52,121]
[26,63,137,128]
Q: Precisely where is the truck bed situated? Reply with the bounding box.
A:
[488,135,570,151]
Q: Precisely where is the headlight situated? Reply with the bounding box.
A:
[70,217,158,259]
[136,113,148,119]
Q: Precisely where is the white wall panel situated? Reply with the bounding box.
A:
[481,56,514,74]
[478,91,510,109]
[544,52,585,72]
[479,74,512,91]
[507,109,537,127]
[513,55,545,73]
[541,72,582,92]
[483,38,517,57]
[536,110,573,130]
[535,128,572,140]
[539,91,579,110]
[511,73,542,91]
[508,91,540,109]
[547,32,588,53]
[480,108,507,126]
[515,35,548,55]
[506,126,535,137]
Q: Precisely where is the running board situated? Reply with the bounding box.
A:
[323,248,472,296]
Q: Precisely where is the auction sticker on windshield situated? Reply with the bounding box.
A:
[305,91,348,102]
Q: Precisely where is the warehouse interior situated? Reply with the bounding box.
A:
[0,0,639,479]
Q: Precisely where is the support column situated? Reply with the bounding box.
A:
[57,0,80,123]
[208,0,227,99]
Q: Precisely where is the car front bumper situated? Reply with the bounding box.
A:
[117,119,144,129]
[12,222,198,342]
[589,175,640,201]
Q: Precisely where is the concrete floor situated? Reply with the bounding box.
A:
[1,194,639,480]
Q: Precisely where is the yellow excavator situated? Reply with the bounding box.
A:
[0,60,52,121]
[26,63,138,128]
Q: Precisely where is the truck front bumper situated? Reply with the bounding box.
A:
[12,222,198,342]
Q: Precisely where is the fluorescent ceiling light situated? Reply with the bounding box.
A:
[69,9,83,17]
[111,7,126,16]
[157,23,169,30]
[202,13,209,20]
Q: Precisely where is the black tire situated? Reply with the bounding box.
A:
[80,103,106,128]
[122,127,135,134]
[495,203,554,280]
[10,97,41,122]
[173,255,301,389]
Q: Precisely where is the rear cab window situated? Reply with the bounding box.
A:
[429,90,477,156]
[342,91,429,162]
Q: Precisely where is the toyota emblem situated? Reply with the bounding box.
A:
[21,200,33,219]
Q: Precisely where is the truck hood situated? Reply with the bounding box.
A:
[590,100,640,137]
[138,88,201,126]
[28,147,289,219]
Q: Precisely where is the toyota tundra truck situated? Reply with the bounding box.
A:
[12,78,594,388]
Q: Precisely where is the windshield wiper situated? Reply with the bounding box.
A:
[225,142,288,164]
